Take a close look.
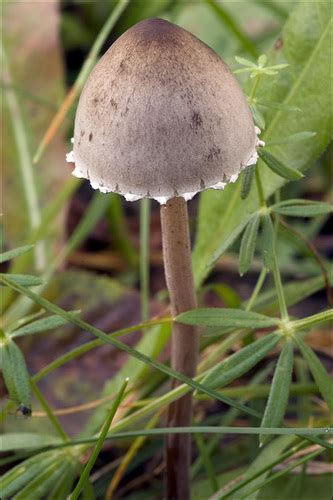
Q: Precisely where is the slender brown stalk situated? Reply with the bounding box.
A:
[161,197,199,500]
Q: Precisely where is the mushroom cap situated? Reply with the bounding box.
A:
[72,18,257,202]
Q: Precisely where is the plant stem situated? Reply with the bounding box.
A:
[140,198,151,322]
[160,197,199,500]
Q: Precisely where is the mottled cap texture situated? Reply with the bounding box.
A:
[70,18,258,203]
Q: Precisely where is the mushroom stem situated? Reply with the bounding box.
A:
[160,196,199,500]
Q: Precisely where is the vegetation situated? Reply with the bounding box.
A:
[1,1,332,499]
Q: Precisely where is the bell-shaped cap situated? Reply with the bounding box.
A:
[70,18,258,203]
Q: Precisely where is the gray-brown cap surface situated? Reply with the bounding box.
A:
[70,18,258,203]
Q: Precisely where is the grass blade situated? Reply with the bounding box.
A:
[241,165,256,200]
[2,340,31,410]
[0,273,42,287]
[70,378,129,500]
[239,214,260,276]
[294,336,333,413]
[261,213,275,269]
[272,202,332,217]
[258,149,303,180]
[0,245,34,264]
[0,276,262,419]
[260,339,294,445]
[177,308,279,328]
[11,312,79,338]
[201,333,280,390]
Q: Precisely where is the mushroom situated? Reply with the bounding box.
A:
[67,17,259,500]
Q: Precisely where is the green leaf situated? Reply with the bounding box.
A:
[265,131,316,146]
[200,333,280,390]
[239,214,260,276]
[227,435,296,499]
[294,336,333,414]
[258,149,303,181]
[272,202,332,217]
[0,451,57,498]
[2,340,31,409]
[250,103,266,130]
[260,339,294,446]
[1,276,262,420]
[1,432,61,452]
[10,312,79,338]
[0,273,42,286]
[193,1,331,286]
[235,55,256,67]
[177,308,280,328]
[261,213,275,269]
[241,165,256,200]
[70,379,128,500]
[255,100,301,112]
[0,244,34,264]
[14,457,69,500]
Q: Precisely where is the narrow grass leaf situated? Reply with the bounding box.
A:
[235,56,256,67]
[0,451,57,498]
[70,378,129,500]
[1,433,61,452]
[265,131,316,146]
[294,336,333,413]
[0,273,42,286]
[261,213,275,269]
[250,104,265,130]
[201,333,280,390]
[2,343,20,403]
[239,214,260,276]
[272,203,332,217]
[177,308,279,328]
[260,339,294,446]
[14,457,68,500]
[0,276,261,419]
[254,100,301,112]
[3,340,31,410]
[258,149,303,181]
[0,245,34,264]
[241,165,256,200]
[10,312,79,338]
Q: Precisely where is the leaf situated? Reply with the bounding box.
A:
[260,339,294,445]
[235,55,256,67]
[0,244,34,264]
[265,131,316,146]
[241,165,256,200]
[239,214,260,276]
[294,336,333,413]
[70,379,128,500]
[272,202,332,217]
[1,433,61,452]
[193,1,331,286]
[257,149,303,181]
[177,308,280,328]
[0,273,42,286]
[14,457,69,500]
[10,312,79,338]
[250,103,266,129]
[261,213,275,269]
[200,333,280,390]
[1,276,262,421]
[228,435,295,499]
[2,340,31,410]
[0,451,58,498]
